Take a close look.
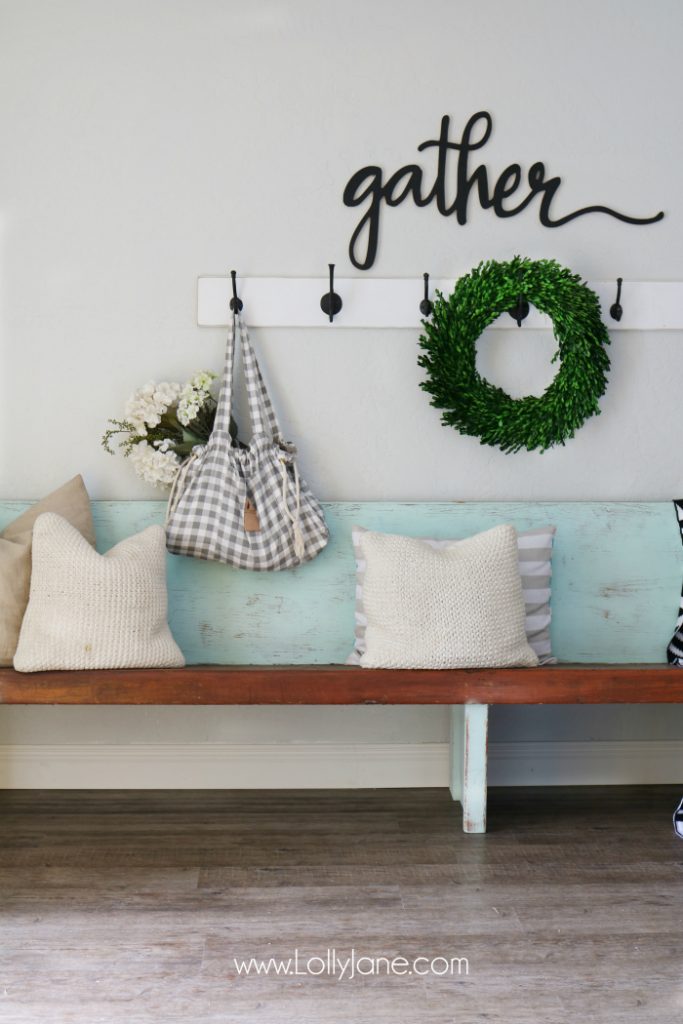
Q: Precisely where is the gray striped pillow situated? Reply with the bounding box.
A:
[347,524,556,666]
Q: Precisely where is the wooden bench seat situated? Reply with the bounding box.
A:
[0,663,681,706]
[2,499,682,834]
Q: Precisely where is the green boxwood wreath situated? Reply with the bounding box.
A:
[418,256,611,453]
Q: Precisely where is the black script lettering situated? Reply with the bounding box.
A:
[343,165,383,273]
[491,164,522,215]
[453,112,494,224]
[383,165,425,207]
[417,112,493,222]
[540,199,665,229]
[342,112,664,270]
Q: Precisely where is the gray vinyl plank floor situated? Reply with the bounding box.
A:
[0,786,681,1023]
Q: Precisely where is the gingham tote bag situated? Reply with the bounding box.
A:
[165,315,329,570]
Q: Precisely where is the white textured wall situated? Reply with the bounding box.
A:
[1,0,683,781]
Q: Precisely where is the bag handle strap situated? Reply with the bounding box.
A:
[238,317,282,440]
[212,314,238,436]
[213,315,282,441]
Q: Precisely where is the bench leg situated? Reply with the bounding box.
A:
[449,704,489,834]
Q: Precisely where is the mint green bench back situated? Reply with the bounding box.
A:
[0,501,679,665]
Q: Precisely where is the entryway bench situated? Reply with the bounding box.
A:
[1,501,681,834]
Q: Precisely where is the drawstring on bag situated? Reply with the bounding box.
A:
[166,447,205,524]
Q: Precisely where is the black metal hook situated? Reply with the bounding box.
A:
[507,268,529,327]
[320,263,342,323]
[610,278,623,322]
[508,293,530,328]
[419,272,433,317]
[229,270,243,314]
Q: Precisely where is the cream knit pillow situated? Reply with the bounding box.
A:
[348,523,556,666]
[14,513,184,672]
[359,524,539,670]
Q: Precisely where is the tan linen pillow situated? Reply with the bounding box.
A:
[359,524,539,670]
[14,513,184,672]
[0,476,96,666]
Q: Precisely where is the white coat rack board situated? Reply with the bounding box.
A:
[197,277,683,330]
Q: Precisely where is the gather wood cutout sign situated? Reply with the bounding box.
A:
[342,111,664,270]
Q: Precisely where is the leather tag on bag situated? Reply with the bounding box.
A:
[244,498,260,532]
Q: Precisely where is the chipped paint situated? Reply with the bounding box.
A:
[0,500,678,666]
[461,704,489,834]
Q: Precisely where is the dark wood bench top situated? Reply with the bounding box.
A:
[0,664,681,705]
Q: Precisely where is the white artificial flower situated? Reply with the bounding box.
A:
[124,380,181,433]
[129,441,181,488]
[176,370,216,426]
[177,397,200,426]
[154,381,181,407]
[124,384,155,433]
[190,371,216,392]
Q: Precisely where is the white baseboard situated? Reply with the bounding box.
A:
[0,740,681,789]
[0,742,448,789]
[489,739,683,786]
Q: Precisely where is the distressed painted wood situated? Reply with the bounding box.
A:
[1,663,683,706]
[461,704,489,834]
[450,703,489,833]
[0,501,679,666]
[449,706,463,803]
[450,702,489,834]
